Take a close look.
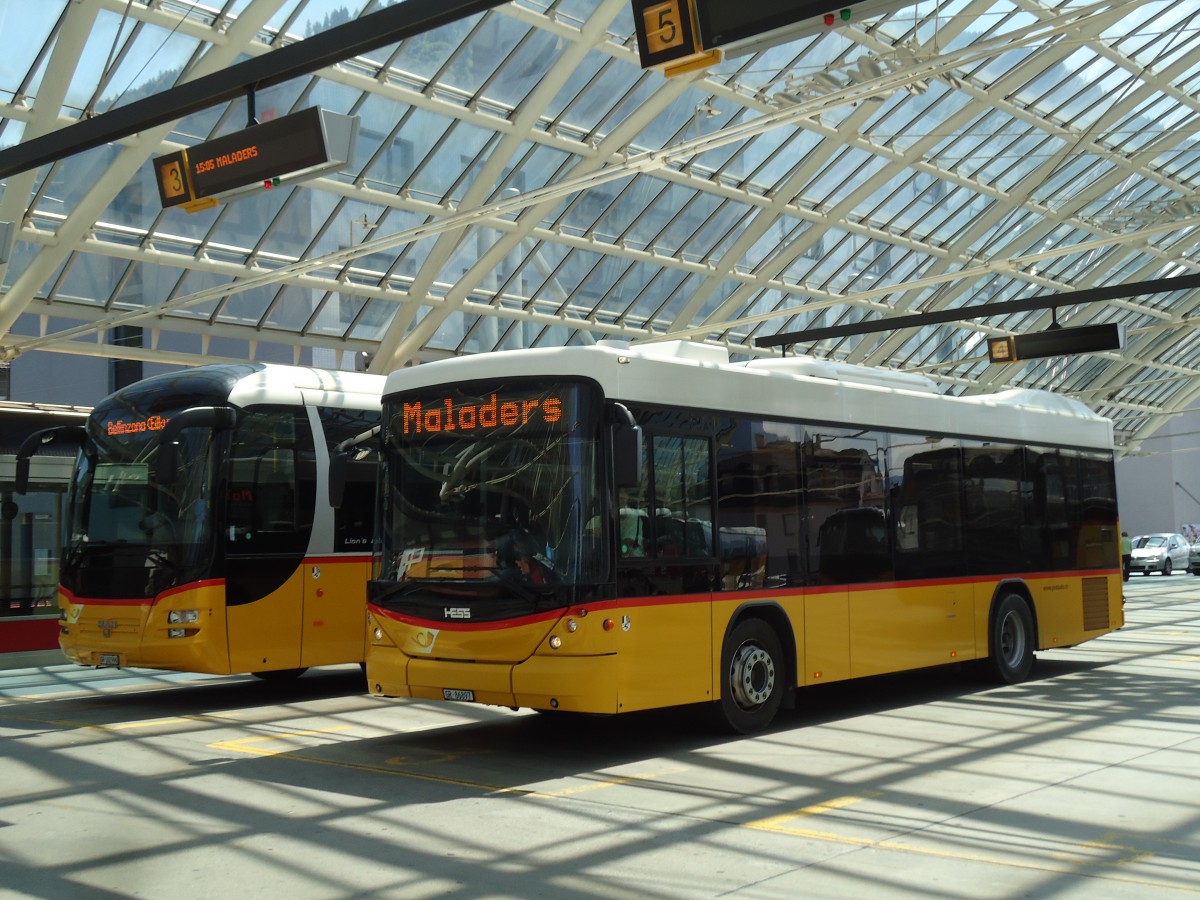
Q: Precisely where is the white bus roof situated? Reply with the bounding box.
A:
[383,341,1112,450]
[228,365,385,410]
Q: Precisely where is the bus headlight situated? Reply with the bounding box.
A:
[168,609,200,624]
[548,635,562,650]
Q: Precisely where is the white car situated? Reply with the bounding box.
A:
[1129,533,1190,576]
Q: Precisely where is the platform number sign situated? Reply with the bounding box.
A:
[631,0,707,71]
[154,150,194,207]
[644,2,685,54]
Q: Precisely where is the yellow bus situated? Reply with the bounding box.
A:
[18,364,383,679]
[364,340,1122,731]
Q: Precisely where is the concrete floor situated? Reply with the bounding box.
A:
[2,576,1198,899]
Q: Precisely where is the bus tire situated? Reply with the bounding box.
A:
[984,594,1034,684]
[716,618,783,734]
[251,667,307,682]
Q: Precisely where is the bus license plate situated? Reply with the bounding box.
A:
[443,688,474,702]
[99,654,120,667]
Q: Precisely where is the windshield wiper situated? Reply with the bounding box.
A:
[370,579,434,606]
[146,547,181,572]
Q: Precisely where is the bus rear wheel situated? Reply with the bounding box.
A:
[716,618,783,734]
[984,594,1034,684]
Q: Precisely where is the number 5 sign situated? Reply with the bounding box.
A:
[631,0,718,74]
[643,1,687,54]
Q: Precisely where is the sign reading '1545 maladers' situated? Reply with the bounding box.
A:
[154,107,358,209]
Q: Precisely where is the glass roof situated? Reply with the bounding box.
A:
[2,0,1200,453]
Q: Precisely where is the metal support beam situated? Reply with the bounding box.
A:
[0,0,508,180]
[755,272,1200,349]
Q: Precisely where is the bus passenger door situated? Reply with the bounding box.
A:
[225,408,315,673]
[615,429,715,710]
[300,433,378,668]
[800,428,888,682]
[804,587,850,684]
[300,558,369,668]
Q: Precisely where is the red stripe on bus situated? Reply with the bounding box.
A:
[60,578,227,607]
[368,604,562,631]
[369,567,1119,629]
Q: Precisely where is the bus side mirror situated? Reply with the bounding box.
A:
[612,422,643,489]
[607,402,643,489]
[328,425,380,508]
[155,407,237,483]
[15,425,87,495]
[328,450,349,508]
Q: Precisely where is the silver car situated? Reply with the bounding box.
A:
[1129,533,1190,576]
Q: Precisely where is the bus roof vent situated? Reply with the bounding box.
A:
[633,340,730,365]
[746,356,940,393]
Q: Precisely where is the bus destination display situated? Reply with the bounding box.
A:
[154,107,358,209]
[400,393,565,435]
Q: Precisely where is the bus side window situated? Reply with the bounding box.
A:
[318,407,381,553]
[253,449,297,532]
[225,407,316,554]
[617,426,652,557]
[962,444,1024,573]
[889,440,966,579]
[715,417,802,590]
[617,421,716,596]
[648,433,713,559]
[896,447,963,552]
[803,431,888,584]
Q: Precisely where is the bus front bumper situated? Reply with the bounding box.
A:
[368,652,619,714]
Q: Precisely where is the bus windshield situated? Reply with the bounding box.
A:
[63,407,220,600]
[377,380,601,600]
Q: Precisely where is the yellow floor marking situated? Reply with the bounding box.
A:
[1073,834,1156,867]
[743,798,1176,887]
[85,717,195,731]
[0,711,242,731]
[541,766,688,797]
[206,734,683,801]
[209,726,353,756]
[198,742,1177,889]
[746,790,881,835]
[80,711,246,732]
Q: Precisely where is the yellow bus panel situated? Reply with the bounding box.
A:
[59,581,231,673]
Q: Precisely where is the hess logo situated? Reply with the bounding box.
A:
[444,607,471,620]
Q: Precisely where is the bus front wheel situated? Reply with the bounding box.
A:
[984,594,1034,684]
[716,618,783,734]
